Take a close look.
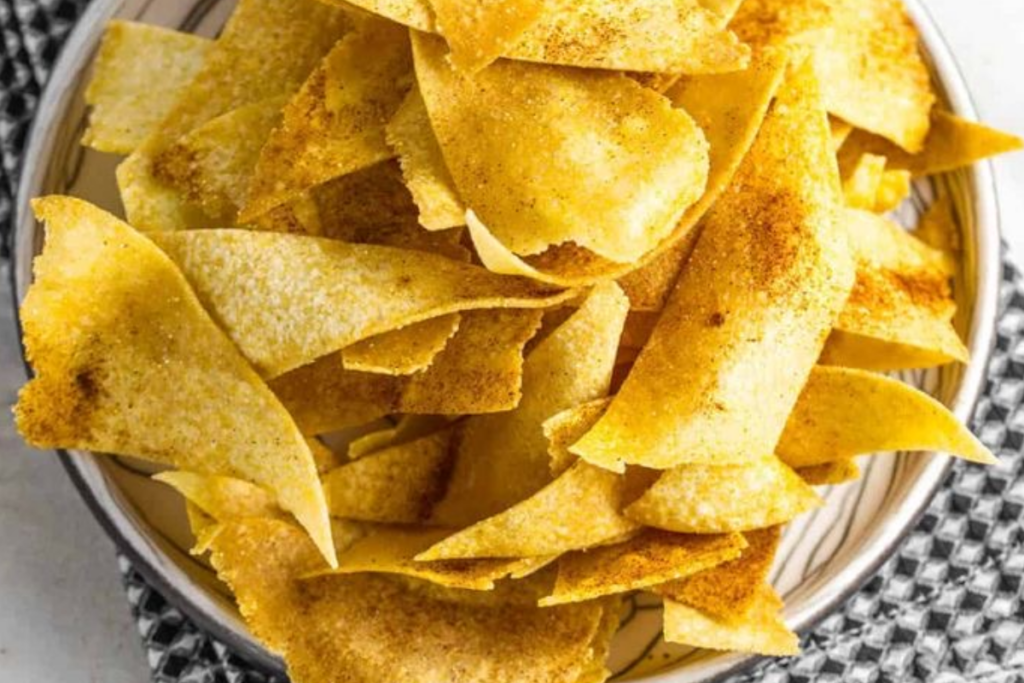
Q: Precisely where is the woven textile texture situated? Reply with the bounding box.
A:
[4,1,1024,682]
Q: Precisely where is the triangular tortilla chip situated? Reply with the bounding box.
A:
[207,517,608,683]
[798,459,861,486]
[543,398,612,477]
[154,471,284,523]
[571,61,854,473]
[653,526,781,622]
[663,584,799,656]
[428,0,546,73]
[625,457,822,533]
[150,229,572,378]
[83,21,211,155]
[341,314,461,375]
[16,197,335,566]
[432,283,629,526]
[413,31,709,264]
[731,0,935,152]
[241,19,413,221]
[419,461,642,561]
[875,169,912,213]
[323,430,454,523]
[841,152,886,210]
[540,530,746,606]
[777,366,996,469]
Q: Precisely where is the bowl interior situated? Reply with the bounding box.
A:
[12,0,1001,680]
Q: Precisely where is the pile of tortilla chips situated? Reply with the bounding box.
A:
[15,0,1020,680]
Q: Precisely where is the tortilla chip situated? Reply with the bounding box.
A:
[386,88,466,230]
[663,584,799,656]
[419,461,642,561]
[413,32,709,264]
[914,193,960,264]
[840,110,1023,177]
[250,195,323,235]
[323,430,454,523]
[654,526,781,622]
[185,502,220,554]
[83,22,211,154]
[778,366,997,469]
[543,398,612,477]
[875,169,912,212]
[16,197,335,566]
[150,229,571,378]
[841,153,886,210]
[432,283,629,526]
[428,0,546,73]
[341,314,461,375]
[570,61,854,473]
[118,0,352,232]
[625,457,822,533]
[540,530,746,606]
[207,517,608,683]
[505,0,749,75]
[830,116,854,153]
[328,0,436,30]
[798,459,861,486]
[154,471,283,522]
[732,0,935,152]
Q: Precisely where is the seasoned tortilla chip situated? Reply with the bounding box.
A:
[150,229,571,378]
[207,518,607,683]
[419,461,642,560]
[663,584,799,656]
[732,0,935,152]
[505,0,749,75]
[428,0,546,73]
[118,0,352,232]
[16,197,335,566]
[327,0,436,30]
[413,32,709,264]
[543,398,612,477]
[154,471,283,522]
[654,526,781,622]
[323,430,454,523]
[432,283,629,526]
[341,314,460,375]
[841,153,886,210]
[241,20,412,221]
[83,22,211,154]
[778,366,996,469]
[571,62,854,472]
[386,88,466,231]
[625,457,822,533]
[798,459,861,486]
[540,530,746,606]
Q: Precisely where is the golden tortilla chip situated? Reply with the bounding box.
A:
[241,20,412,221]
[428,0,546,73]
[432,283,629,526]
[419,461,642,561]
[413,31,709,264]
[625,457,822,533]
[798,459,861,486]
[16,197,335,566]
[913,193,960,264]
[150,229,571,378]
[777,366,997,469]
[386,88,466,231]
[875,169,912,213]
[540,530,746,606]
[543,398,611,477]
[841,153,886,210]
[570,61,854,473]
[341,314,461,375]
[154,471,283,522]
[732,0,935,152]
[654,526,781,622]
[327,0,436,30]
[830,116,854,153]
[83,21,211,154]
[185,502,220,554]
[207,517,608,683]
[323,430,454,523]
[663,584,799,656]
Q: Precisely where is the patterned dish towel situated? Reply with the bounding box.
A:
[3,1,1024,682]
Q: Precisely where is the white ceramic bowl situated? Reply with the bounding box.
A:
[12,1,1003,679]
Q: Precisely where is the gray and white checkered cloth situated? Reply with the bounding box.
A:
[3,2,1024,681]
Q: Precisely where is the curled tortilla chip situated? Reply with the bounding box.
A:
[419,461,642,561]
[841,153,886,210]
[543,398,611,477]
[207,517,608,683]
[664,584,799,656]
[625,457,822,533]
[540,530,746,606]
[83,22,211,154]
[840,110,1023,177]
[323,430,454,523]
[798,459,861,486]
[778,366,996,469]
[16,197,335,567]
[571,61,854,472]
[732,0,935,152]
[413,31,709,264]
[428,0,546,73]
[432,283,629,526]
[150,229,571,378]
[154,471,283,522]
[341,314,461,375]
[654,526,781,623]
[241,19,412,221]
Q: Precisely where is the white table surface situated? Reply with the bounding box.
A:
[1,2,1022,681]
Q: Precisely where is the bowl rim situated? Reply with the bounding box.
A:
[9,0,1003,680]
